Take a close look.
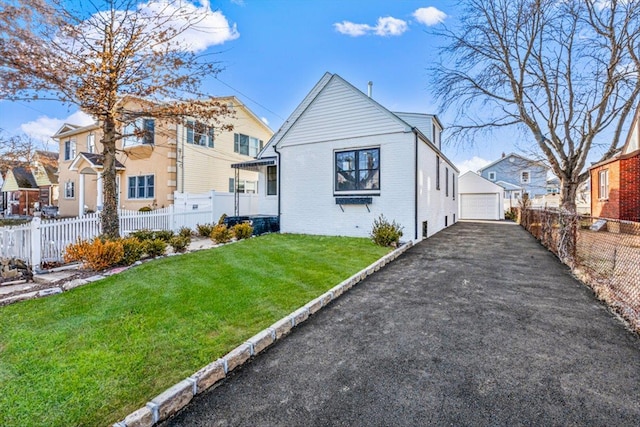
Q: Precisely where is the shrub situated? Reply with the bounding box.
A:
[63,239,90,264]
[370,214,404,247]
[64,238,124,271]
[232,222,253,240]
[143,239,167,258]
[196,223,214,237]
[178,227,193,239]
[130,229,155,241]
[505,209,517,221]
[210,224,233,244]
[217,213,227,225]
[153,230,174,242]
[169,235,191,253]
[120,237,145,265]
[139,206,152,212]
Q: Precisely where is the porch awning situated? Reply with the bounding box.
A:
[69,152,126,172]
[231,157,276,171]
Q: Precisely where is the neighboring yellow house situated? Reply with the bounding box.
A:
[52,97,273,217]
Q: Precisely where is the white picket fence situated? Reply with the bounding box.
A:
[0,191,260,268]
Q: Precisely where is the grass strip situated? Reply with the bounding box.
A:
[0,234,388,426]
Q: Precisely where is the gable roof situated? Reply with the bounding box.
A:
[69,152,126,171]
[2,167,38,191]
[495,180,523,191]
[478,153,549,172]
[458,171,504,193]
[259,72,458,171]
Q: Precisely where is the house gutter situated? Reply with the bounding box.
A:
[413,128,418,240]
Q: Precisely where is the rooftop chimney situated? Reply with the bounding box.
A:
[367,81,373,98]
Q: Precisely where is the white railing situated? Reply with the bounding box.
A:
[0,191,262,268]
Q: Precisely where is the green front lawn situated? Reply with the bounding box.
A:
[0,234,389,426]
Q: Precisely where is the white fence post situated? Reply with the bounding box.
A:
[170,204,176,232]
[210,190,217,224]
[30,217,42,269]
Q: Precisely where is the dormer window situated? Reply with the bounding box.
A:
[488,171,496,181]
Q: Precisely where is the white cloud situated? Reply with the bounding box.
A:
[136,1,239,52]
[456,156,491,174]
[374,16,408,36]
[334,16,408,37]
[413,7,447,26]
[260,117,269,126]
[20,111,94,144]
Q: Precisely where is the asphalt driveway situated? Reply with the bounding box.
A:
[163,221,640,426]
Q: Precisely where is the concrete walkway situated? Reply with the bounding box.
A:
[163,221,640,426]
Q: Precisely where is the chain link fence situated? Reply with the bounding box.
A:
[516,208,640,333]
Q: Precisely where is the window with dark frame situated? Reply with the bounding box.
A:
[436,156,441,190]
[128,175,154,199]
[446,167,449,196]
[64,139,76,160]
[64,181,75,198]
[335,148,380,192]
[234,133,263,156]
[123,118,155,147]
[267,165,277,195]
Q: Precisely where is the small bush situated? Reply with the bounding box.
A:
[196,223,214,237]
[505,209,517,221]
[178,227,192,238]
[217,213,227,226]
[130,229,155,241]
[63,239,90,264]
[64,238,124,271]
[153,230,174,242]
[169,235,191,253]
[232,222,253,240]
[370,214,403,247]
[143,239,167,258]
[120,237,145,265]
[139,206,152,212]
[211,224,233,244]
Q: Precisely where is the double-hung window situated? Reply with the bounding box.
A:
[520,170,531,184]
[64,139,76,160]
[598,170,609,199]
[186,120,214,147]
[267,165,277,196]
[128,175,154,199]
[87,133,96,154]
[335,148,380,192]
[445,167,449,197]
[234,133,263,156]
[436,156,441,190]
[64,181,75,198]
[123,118,155,147]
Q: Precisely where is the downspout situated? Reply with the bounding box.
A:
[414,128,418,240]
[273,143,282,225]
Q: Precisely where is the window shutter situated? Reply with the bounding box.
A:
[259,140,264,151]
[229,178,235,193]
[65,141,70,160]
[186,121,194,144]
[234,133,239,153]
[144,119,155,145]
[208,127,215,147]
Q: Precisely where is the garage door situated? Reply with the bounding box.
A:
[460,193,499,220]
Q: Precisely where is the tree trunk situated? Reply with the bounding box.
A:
[559,179,578,213]
[101,117,120,238]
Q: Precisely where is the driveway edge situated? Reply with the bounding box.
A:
[112,241,413,427]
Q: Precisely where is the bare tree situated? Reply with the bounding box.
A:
[0,131,41,172]
[433,0,640,211]
[0,0,233,237]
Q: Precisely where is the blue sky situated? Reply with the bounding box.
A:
[0,0,555,173]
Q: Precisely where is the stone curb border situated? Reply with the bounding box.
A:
[112,241,413,427]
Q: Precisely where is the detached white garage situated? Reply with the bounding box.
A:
[458,172,504,220]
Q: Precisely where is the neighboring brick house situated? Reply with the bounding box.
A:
[590,107,640,222]
[479,153,550,201]
[52,96,272,217]
[0,151,59,216]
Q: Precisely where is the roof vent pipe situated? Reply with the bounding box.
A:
[367,81,373,98]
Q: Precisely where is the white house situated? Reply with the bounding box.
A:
[232,72,458,241]
[458,171,504,220]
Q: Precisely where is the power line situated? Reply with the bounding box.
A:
[213,76,286,121]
